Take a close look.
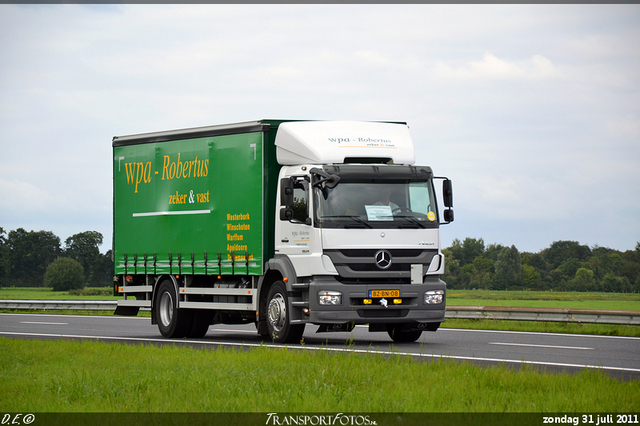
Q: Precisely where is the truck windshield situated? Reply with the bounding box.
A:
[315,180,438,229]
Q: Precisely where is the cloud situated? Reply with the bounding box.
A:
[436,53,560,81]
[605,115,640,138]
[0,178,59,215]
[0,4,639,254]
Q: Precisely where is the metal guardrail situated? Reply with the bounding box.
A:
[1,300,639,325]
[447,305,640,325]
[0,300,117,311]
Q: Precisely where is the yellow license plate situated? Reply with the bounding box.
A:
[369,290,400,298]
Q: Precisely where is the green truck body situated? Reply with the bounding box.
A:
[113,121,282,278]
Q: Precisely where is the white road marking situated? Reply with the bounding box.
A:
[442,327,640,341]
[490,342,593,350]
[20,321,68,325]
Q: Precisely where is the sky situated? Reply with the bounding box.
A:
[1,4,639,255]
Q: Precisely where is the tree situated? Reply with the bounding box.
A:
[443,237,640,293]
[447,239,464,267]
[601,273,631,293]
[522,252,546,271]
[522,264,545,290]
[542,240,591,270]
[494,245,522,290]
[557,258,582,280]
[458,256,494,289]
[442,247,462,288]
[570,268,596,292]
[94,250,114,286]
[45,257,85,291]
[484,243,507,262]
[7,228,61,286]
[460,237,485,266]
[619,256,640,289]
[549,268,569,291]
[64,231,103,285]
[0,228,10,288]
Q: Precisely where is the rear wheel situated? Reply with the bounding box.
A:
[156,280,192,338]
[266,281,305,343]
[187,311,211,338]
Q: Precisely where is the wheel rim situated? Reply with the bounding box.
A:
[268,293,287,332]
[159,291,174,327]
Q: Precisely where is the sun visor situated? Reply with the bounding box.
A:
[275,121,415,165]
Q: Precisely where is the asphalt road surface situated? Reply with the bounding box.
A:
[1,313,639,380]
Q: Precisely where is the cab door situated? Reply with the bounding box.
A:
[277,175,312,258]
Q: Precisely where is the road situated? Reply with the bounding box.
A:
[1,313,639,380]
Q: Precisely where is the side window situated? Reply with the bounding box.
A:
[292,181,308,223]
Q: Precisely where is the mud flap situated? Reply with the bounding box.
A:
[114,305,140,316]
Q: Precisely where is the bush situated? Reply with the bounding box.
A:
[45,257,85,291]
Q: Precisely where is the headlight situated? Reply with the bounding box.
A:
[318,290,342,306]
[424,290,444,305]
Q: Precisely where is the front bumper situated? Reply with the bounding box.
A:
[306,276,446,325]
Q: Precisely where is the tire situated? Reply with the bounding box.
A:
[156,279,193,338]
[387,325,422,343]
[266,281,305,343]
[187,311,211,338]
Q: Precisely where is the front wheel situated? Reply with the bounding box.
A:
[266,281,305,343]
[387,325,422,343]
[156,280,192,338]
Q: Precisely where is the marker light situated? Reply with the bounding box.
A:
[393,299,403,305]
[363,299,373,305]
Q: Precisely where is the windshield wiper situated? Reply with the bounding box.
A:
[394,215,426,228]
[321,215,373,229]
[310,168,340,189]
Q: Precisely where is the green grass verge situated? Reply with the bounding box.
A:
[0,286,117,300]
[1,337,638,413]
[443,319,640,336]
[447,290,640,311]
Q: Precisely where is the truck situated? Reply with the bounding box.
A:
[112,120,454,343]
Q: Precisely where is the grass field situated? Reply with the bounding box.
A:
[0,286,116,300]
[1,337,638,413]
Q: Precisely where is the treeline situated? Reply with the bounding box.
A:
[0,227,112,288]
[2,225,639,293]
[443,238,640,293]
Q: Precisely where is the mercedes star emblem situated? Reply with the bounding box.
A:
[374,250,392,269]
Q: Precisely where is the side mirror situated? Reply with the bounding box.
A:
[444,209,454,223]
[443,179,453,208]
[280,178,294,206]
[280,208,294,221]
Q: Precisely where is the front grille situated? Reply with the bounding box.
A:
[324,248,438,284]
[340,249,424,258]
